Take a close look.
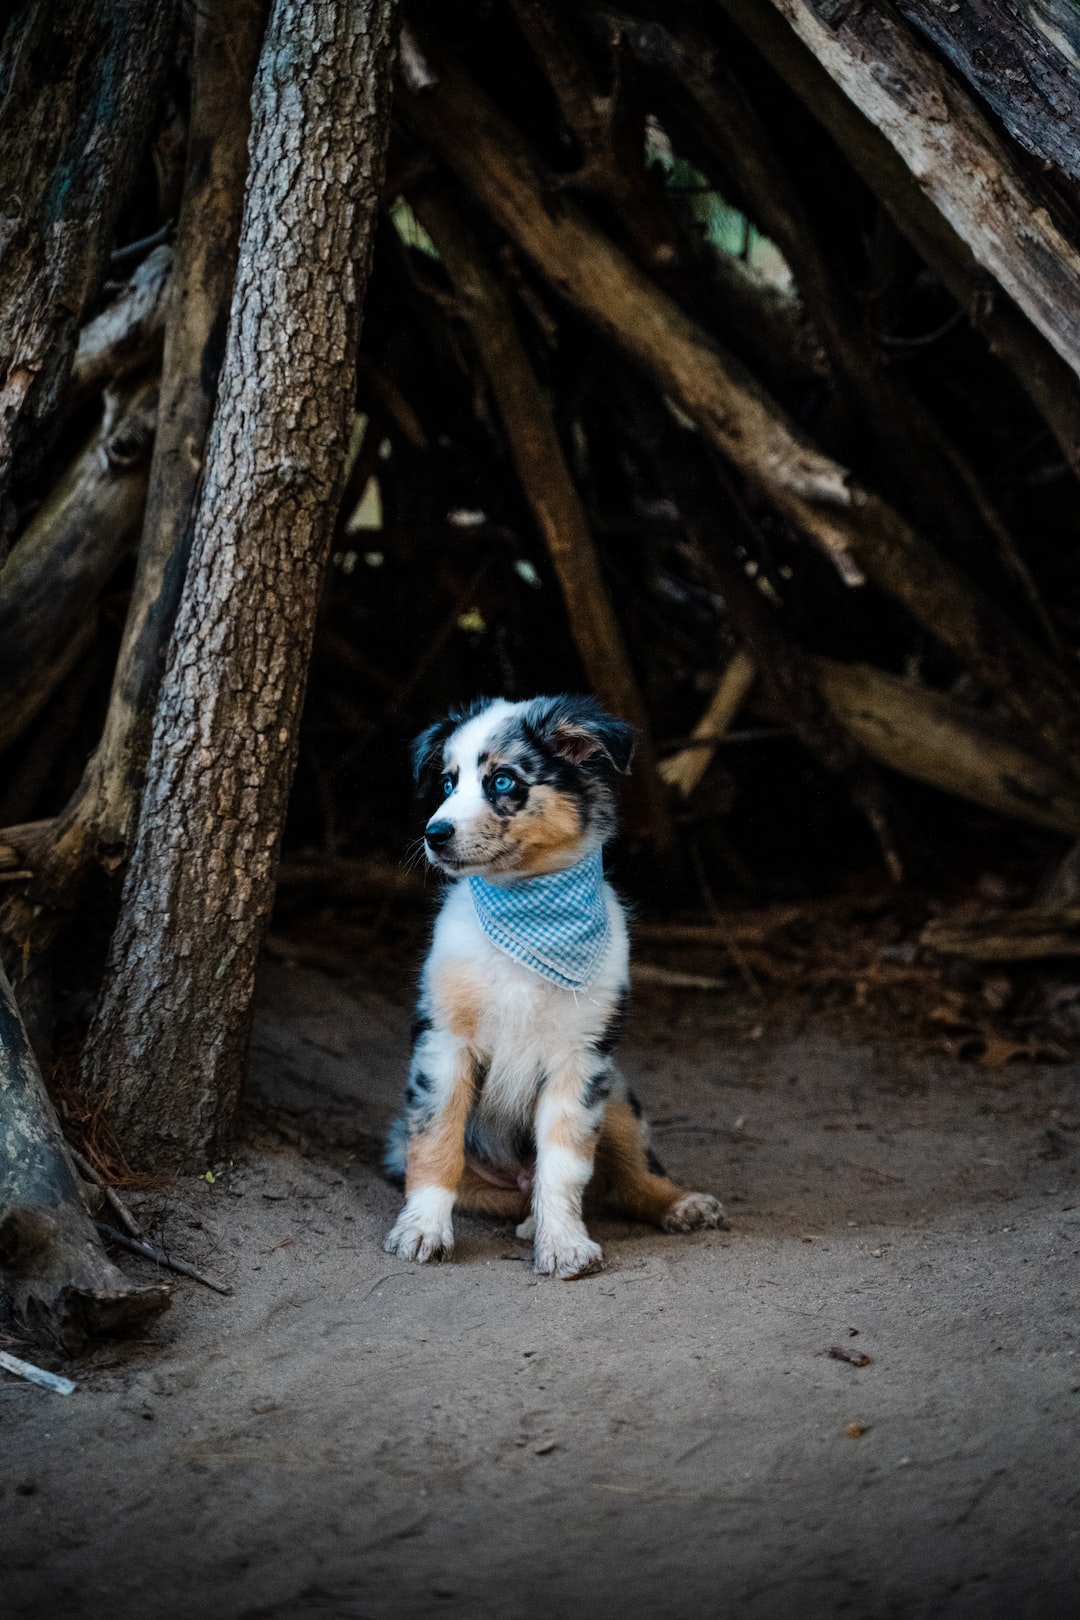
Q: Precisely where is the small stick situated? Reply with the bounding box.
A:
[69,1146,145,1241]
[0,1350,76,1396]
[96,1224,233,1296]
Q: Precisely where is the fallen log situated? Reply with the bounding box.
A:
[399,41,1080,780]
[0,961,170,1352]
[920,909,1080,962]
[408,182,675,849]
[814,659,1080,839]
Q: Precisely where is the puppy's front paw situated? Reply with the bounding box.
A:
[384,1190,456,1263]
[534,1228,604,1280]
[663,1191,729,1233]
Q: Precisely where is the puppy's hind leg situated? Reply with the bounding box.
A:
[594,1093,728,1233]
[385,1031,475,1264]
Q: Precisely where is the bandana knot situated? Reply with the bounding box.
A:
[468,848,610,990]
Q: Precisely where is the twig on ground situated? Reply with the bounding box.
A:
[96,1224,233,1295]
[68,1145,145,1240]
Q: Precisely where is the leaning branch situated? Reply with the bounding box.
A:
[408,183,675,849]
[400,45,1080,780]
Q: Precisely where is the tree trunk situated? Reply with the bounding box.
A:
[0,0,174,547]
[0,962,171,1352]
[80,0,399,1168]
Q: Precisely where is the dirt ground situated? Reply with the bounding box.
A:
[3,957,1079,1619]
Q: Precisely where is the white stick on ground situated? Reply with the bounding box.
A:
[0,1349,76,1395]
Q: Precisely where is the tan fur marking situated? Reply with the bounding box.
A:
[405,1054,473,1195]
[455,1167,530,1220]
[545,1109,593,1156]
[509,785,584,875]
[432,961,482,1043]
[592,1096,690,1225]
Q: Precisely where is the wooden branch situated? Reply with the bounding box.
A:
[510,0,679,268]
[748,2,1080,383]
[0,380,157,756]
[814,659,1080,838]
[714,0,1080,471]
[0,0,268,979]
[0,1,173,541]
[398,46,1080,780]
[0,961,170,1351]
[70,244,173,397]
[920,909,1080,961]
[659,650,756,797]
[642,17,1055,643]
[894,0,1080,186]
[408,182,676,850]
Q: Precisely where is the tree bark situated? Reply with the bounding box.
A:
[713,0,1080,472]
[70,245,173,398]
[0,380,158,756]
[409,183,676,851]
[894,0,1080,187]
[400,44,1080,781]
[0,962,170,1352]
[0,0,174,546]
[80,0,399,1168]
[0,0,268,982]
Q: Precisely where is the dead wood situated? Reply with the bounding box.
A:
[70,245,173,398]
[660,650,756,797]
[399,45,1080,780]
[713,0,1080,471]
[813,660,1080,839]
[0,0,267,981]
[0,961,170,1352]
[0,1,174,544]
[920,909,1080,962]
[894,0,1080,187]
[0,379,158,758]
[80,0,400,1169]
[408,182,675,849]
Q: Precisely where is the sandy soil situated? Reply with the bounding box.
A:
[3,960,1079,1619]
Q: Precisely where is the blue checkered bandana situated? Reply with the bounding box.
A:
[468,848,610,990]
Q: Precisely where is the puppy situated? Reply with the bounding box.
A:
[384,694,726,1279]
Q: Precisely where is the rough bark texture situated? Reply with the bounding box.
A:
[751,1,1080,383]
[401,46,1080,780]
[714,0,1080,471]
[410,184,675,850]
[0,0,173,545]
[895,0,1080,185]
[80,0,399,1168]
[0,380,157,756]
[0,0,267,982]
[0,962,170,1352]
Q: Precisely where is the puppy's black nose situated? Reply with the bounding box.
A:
[425,820,455,849]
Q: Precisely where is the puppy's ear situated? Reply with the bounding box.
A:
[411,717,454,790]
[527,695,637,774]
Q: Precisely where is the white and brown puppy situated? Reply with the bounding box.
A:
[384,695,726,1279]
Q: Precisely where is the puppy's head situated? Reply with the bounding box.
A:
[412,695,635,879]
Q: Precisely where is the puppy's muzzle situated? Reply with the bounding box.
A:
[424,819,455,852]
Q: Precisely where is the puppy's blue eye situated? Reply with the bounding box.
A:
[441,775,454,797]
[493,773,515,794]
